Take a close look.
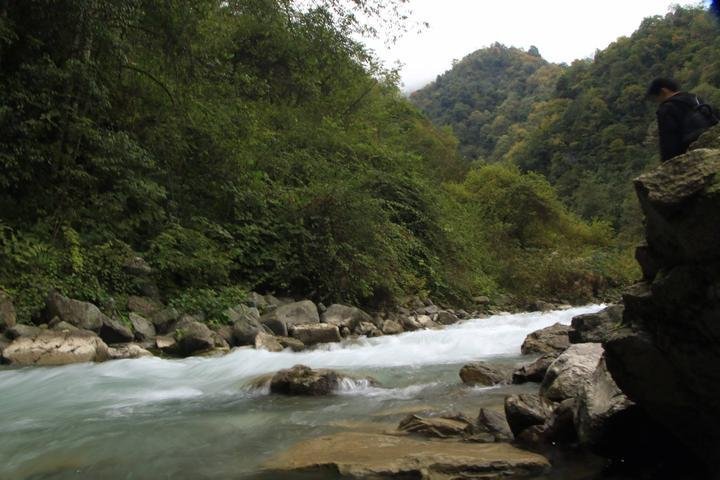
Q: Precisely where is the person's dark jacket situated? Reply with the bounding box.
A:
[656,92,701,161]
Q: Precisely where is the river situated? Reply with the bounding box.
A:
[0,305,604,480]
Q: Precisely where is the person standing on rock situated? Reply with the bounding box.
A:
[646,77,719,161]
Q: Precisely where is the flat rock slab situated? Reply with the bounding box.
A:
[262,432,550,479]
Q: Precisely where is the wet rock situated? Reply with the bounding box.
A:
[504,394,553,438]
[268,365,341,396]
[45,291,107,332]
[260,300,319,337]
[254,332,284,352]
[415,314,440,329]
[320,304,372,331]
[400,315,421,331]
[0,290,17,332]
[5,324,42,340]
[290,323,341,345]
[127,295,163,318]
[398,413,476,439]
[262,432,551,479]
[2,330,109,366]
[381,319,403,335]
[527,300,554,312]
[276,336,305,352]
[540,343,604,402]
[107,343,153,360]
[99,317,134,344]
[570,305,624,344]
[459,362,510,386]
[477,408,513,441]
[129,312,156,342]
[354,321,378,336]
[435,310,460,325]
[512,354,555,384]
[520,323,570,356]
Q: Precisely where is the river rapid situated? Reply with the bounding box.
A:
[0,305,605,480]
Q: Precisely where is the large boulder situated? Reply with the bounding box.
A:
[435,310,460,325]
[0,290,17,332]
[127,295,163,318]
[459,362,510,386]
[504,394,553,438]
[45,291,106,332]
[381,319,403,335]
[172,318,215,356]
[129,313,156,342]
[540,343,604,402]
[267,365,342,396]
[2,330,109,366]
[254,331,284,352]
[228,305,265,346]
[262,432,550,479]
[261,300,319,337]
[570,305,624,344]
[149,307,180,333]
[512,354,555,384]
[98,317,134,344]
[5,324,42,340]
[290,323,341,345]
[320,304,372,331]
[476,408,513,441]
[520,323,570,356]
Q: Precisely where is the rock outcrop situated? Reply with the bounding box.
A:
[2,330,109,365]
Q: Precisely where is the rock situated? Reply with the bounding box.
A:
[155,335,177,354]
[504,394,553,437]
[121,256,153,276]
[545,398,577,444]
[210,331,230,350]
[107,343,153,360]
[540,343,604,402]
[398,413,476,439]
[262,432,550,479]
[98,317,134,344]
[127,295,163,318]
[129,313,156,341]
[254,332,284,352]
[51,321,80,332]
[400,315,421,331]
[415,314,439,329]
[435,310,459,325]
[355,321,377,336]
[420,304,440,315]
[229,305,265,345]
[5,324,42,340]
[260,300,319,336]
[476,408,513,441]
[569,305,624,344]
[574,355,634,447]
[276,336,305,352]
[340,326,351,337]
[173,319,215,356]
[690,124,720,150]
[381,319,403,335]
[0,290,17,331]
[320,304,372,330]
[459,362,510,386]
[368,328,384,338]
[150,307,180,333]
[512,354,555,384]
[45,291,107,332]
[290,323,341,345]
[268,365,341,396]
[214,325,235,346]
[527,300,554,312]
[2,331,109,366]
[520,323,570,356]
[473,295,491,305]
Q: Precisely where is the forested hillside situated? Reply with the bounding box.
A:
[412,6,720,231]
[0,0,634,323]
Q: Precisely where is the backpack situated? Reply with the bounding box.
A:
[671,95,720,145]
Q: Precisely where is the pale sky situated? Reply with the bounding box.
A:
[362,0,707,93]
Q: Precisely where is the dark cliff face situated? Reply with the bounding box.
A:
[601,130,720,472]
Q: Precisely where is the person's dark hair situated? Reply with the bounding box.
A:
[646,78,680,98]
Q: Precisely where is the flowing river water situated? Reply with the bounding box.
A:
[0,305,605,480]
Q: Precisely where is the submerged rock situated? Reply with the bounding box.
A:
[520,323,570,356]
[540,343,604,402]
[459,362,510,386]
[268,365,341,396]
[2,330,109,366]
[262,432,550,479]
[398,413,478,440]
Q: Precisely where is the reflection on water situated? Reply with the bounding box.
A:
[0,306,604,480]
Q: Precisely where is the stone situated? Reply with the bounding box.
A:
[214,325,234,346]
[245,292,268,310]
[254,332,284,352]
[540,343,604,402]
[276,336,305,352]
[2,331,109,366]
[690,124,720,150]
[569,305,624,344]
[262,432,550,479]
[435,310,459,325]
[504,394,553,438]
[397,413,475,439]
[229,305,265,346]
[173,319,215,356]
[5,324,42,340]
[381,319,403,335]
[121,256,153,276]
[107,343,154,360]
[127,295,163,318]
[415,314,439,329]
[98,317,134,344]
[473,295,491,305]
[459,362,510,386]
[129,313,156,341]
[400,315,421,331]
[150,307,180,333]
[476,408,513,441]
[355,321,377,336]
[520,322,570,356]
[51,321,80,332]
[45,291,107,332]
[290,323,341,345]
[527,300,554,312]
[0,290,17,331]
[545,398,577,444]
[268,365,341,396]
[320,304,373,330]
[155,335,177,353]
[260,300,319,336]
[512,354,555,384]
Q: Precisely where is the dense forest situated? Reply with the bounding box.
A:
[411,6,720,232]
[0,0,638,324]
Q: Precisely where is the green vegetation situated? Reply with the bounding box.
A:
[412,6,720,233]
[0,0,636,323]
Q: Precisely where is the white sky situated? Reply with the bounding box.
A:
[362,0,707,93]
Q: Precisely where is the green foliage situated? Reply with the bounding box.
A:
[169,286,248,326]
